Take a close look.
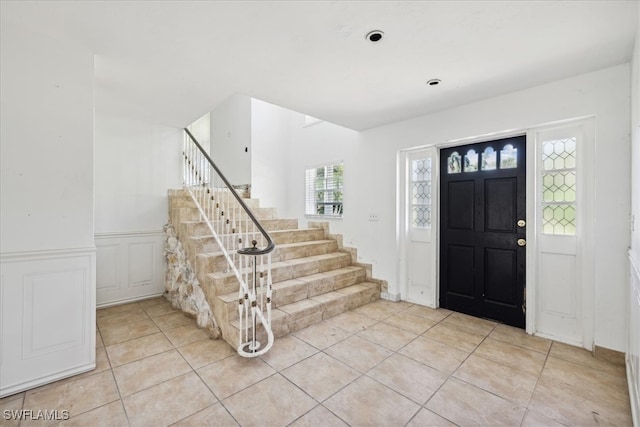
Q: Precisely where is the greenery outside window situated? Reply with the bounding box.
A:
[305,162,343,217]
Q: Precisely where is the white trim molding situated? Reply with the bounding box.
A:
[0,247,96,397]
[95,230,165,307]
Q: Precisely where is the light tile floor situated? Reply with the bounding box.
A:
[0,297,632,427]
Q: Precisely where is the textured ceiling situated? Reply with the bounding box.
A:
[2,1,638,130]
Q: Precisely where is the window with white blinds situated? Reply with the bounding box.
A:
[305,162,343,217]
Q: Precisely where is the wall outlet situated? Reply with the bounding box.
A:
[368,213,379,221]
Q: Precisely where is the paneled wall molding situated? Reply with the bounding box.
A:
[0,248,96,397]
[628,251,640,426]
[95,230,165,307]
[0,246,96,262]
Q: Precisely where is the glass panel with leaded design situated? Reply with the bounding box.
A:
[447,152,461,174]
[464,149,478,172]
[500,144,518,169]
[411,157,432,228]
[481,147,497,171]
[541,137,577,235]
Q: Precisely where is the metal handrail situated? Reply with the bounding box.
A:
[184,128,275,255]
[182,128,275,357]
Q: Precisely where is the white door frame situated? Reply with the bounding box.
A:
[397,118,595,349]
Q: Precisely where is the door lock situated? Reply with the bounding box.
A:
[517,219,526,228]
[517,238,526,247]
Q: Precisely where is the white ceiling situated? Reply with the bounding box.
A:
[2,1,638,130]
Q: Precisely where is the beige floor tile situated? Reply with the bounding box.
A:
[163,323,212,348]
[357,322,418,351]
[292,321,352,350]
[382,311,437,335]
[170,403,238,427]
[177,339,235,369]
[406,408,456,427]
[540,356,630,405]
[489,324,551,354]
[23,370,120,423]
[528,375,632,426]
[97,302,141,319]
[97,309,150,331]
[223,374,316,427]
[100,318,160,346]
[520,409,568,427]
[442,312,497,335]
[58,400,129,427]
[399,336,469,374]
[423,321,486,353]
[106,333,173,367]
[96,330,105,349]
[260,334,318,371]
[425,378,526,426]
[0,395,24,427]
[405,305,452,322]
[123,372,216,427]
[197,356,276,399]
[352,299,411,320]
[549,341,626,377]
[367,354,447,404]
[289,405,348,427]
[152,312,194,332]
[323,311,377,333]
[282,353,359,401]
[473,337,546,376]
[143,301,178,318]
[325,335,393,373]
[113,350,192,396]
[136,296,167,308]
[453,354,538,406]
[324,376,420,427]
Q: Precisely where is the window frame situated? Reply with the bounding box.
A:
[304,162,344,218]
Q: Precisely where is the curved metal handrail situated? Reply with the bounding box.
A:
[184,128,275,255]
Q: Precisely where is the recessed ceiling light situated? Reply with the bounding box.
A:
[366,30,384,43]
[426,79,441,86]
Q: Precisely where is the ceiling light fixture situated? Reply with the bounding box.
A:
[366,30,384,43]
[426,79,441,86]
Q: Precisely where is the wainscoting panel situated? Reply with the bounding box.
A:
[629,253,640,425]
[0,248,96,397]
[95,231,165,306]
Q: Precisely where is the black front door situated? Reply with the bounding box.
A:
[439,136,526,328]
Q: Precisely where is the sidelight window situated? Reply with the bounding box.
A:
[411,157,432,228]
[541,138,577,235]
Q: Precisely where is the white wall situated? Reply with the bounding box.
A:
[628,13,640,424]
[94,113,182,305]
[0,19,96,396]
[1,20,94,253]
[94,113,182,233]
[271,65,630,351]
[251,98,296,215]
[210,94,252,186]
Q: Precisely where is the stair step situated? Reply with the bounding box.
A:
[215,266,367,322]
[205,252,353,296]
[195,240,339,273]
[186,228,326,255]
[179,218,298,237]
[225,282,380,346]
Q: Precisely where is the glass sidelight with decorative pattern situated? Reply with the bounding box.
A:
[541,137,577,235]
[411,157,432,228]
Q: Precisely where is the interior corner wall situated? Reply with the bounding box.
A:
[210,94,252,186]
[283,64,630,351]
[250,98,295,216]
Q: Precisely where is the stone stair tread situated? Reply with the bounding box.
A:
[197,239,336,258]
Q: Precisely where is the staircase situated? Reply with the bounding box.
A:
[168,189,381,350]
